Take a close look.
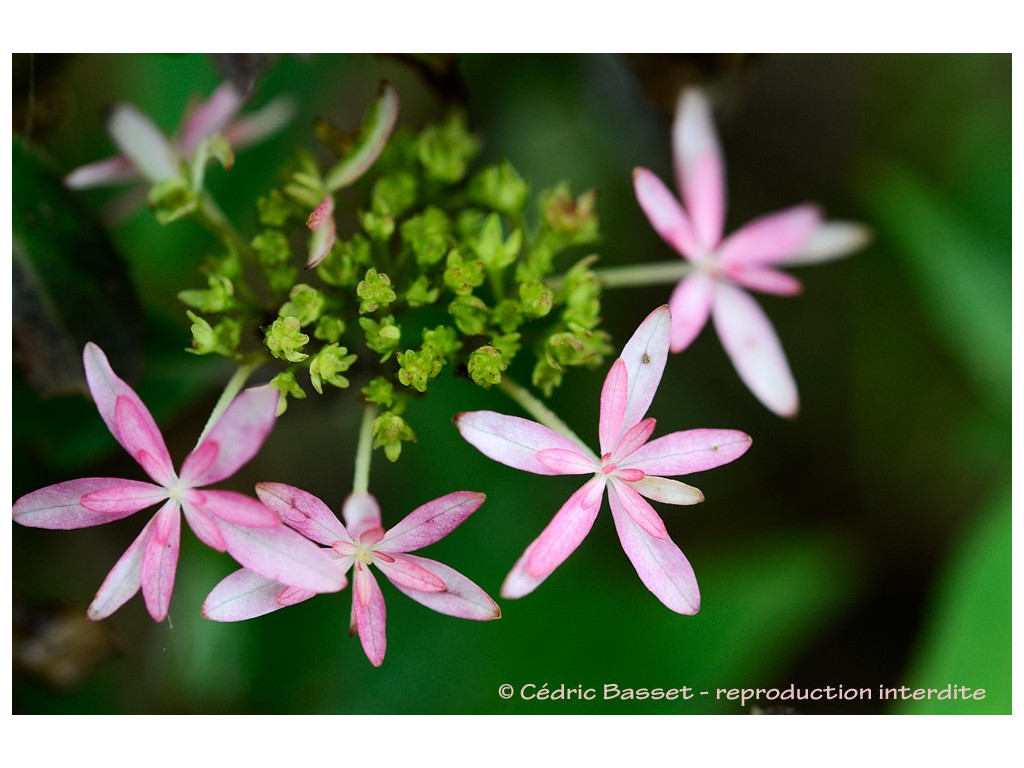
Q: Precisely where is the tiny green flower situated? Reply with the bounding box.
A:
[279,284,326,326]
[361,376,395,409]
[468,161,529,217]
[359,315,401,361]
[443,249,485,295]
[270,370,307,415]
[373,410,416,462]
[309,343,357,394]
[397,347,443,393]
[448,295,489,336]
[266,316,310,362]
[357,268,398,314]
[313,315,346,344]
[467,345,507,388]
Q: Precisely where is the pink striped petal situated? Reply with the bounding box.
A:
[673,88,727,250]
[536,448,597,475]
[524,477,605,578]
[610,418,657,464]
[377,491,485,554]
[180,82,244,155]
[716,204,821,268]
[388,553,500,621]
[375,553,446,592]
[621,428,752,476]
[633,167,700,258]
[711,282,799,418]
[618,305,671,430]
[779,221,872,266]
[64,155,137,189]
[726,266,803,296]
[278,585,320,606]
[598,359,628,454]
[217,520,346,594]
[180,385,280,487]
[106,103,180,183]
[353,565,387,666]
[180,501,227,552]
[609,488,700,614]
[609,480,667,539]
[83,343,175,487]
[203,569,291,621]
[15,478,162,529]
[630,476,705,506]
[667,272,714,353]
[341,493,381,540]
[500,537,550,600]
[256,482,349,546]
[187,489,278,528]
[455,411,592,475]
[87,514,157,621]
[140,499,181,621]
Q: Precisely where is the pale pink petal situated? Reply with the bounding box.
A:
[106,103,180,183]
[256,482,350,546]
[598,359,628,454]
[278,585,321,606]
[630,476,705,506]
[87,514,157,620]
[140,499,181,621]
[524,477,605,578]
[353,565,387,667]
[14,478,163,529]
[618,305,671,430]
[217,520,346,594]
[609,418,657,465]
[186,489,278,529]
[221,97,296,149]
[716,204,821,268]
[778,221,872,266]
[180,82,244,155]
[609,488,700,614]
[377,491,485,554]
[632,167,700,258]
[202,568,296,622]
[667,272,714,353]
[609,480,667,539]
[500,537,550,599]
[726,266,803,296]
[621,427,752,476]
[341,493,381,540]
[535,448,597,475]
[180,385,280,487]
[83,343,175,487]
[673,87,727,250]
[388,554,500,621]
[305,196,337,269]
[180,501,227,552]
[64,155,137,189]
[711,282,799,418]
[375,552,446,592]
[455,411,592,475]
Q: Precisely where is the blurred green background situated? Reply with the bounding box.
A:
[11,53,1010,714]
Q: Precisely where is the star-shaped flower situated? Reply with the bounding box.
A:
[455,305,751,613]
[13,343,344,621]
[202,486,500,667]
[633,87,869,417]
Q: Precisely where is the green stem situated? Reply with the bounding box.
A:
[497,376,599,463]
[548,260,693,292]
[196,193,254,260]
[352,403,379,494]
[195,360,263,447]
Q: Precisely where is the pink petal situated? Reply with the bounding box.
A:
[632,167,700,258]
[202,568,306,622]
[353,565,387,667]
[140,499,181,621]
[14,478,163,529]
[87,514,156,621]
[609,418,657,465]
[711,282,799,418]
[609,488,700,614]
[278,585,320,606]
[180,385,280,487]
[726,266,803,296]
[341,493,381,540]
[609,480,667,539]
[618,305,671,430]
[621,427,752,476]
[387,553,500,621]
[630,476,705,506]
[377,491,485,554]
[64,155,137,189]
[217,520,347,594]
[83,343,175,487]
[256,482,350,546]
[180,501,227,552]
[500,537,550,600]
[667,272,714,353]
[455,411,592,475]
[673,87,727,250]
[305,196,337,269]
[323,82,400,191]
[536,448,597,475]
[779,221,872,266]
[106,103,180,183]
[524,477,604,579]
[186,489,278,529]
[716,204,821,268]
[180,82,244,155]
[221,96,296,149]
[598,358,628,454]
[375,552,446,592]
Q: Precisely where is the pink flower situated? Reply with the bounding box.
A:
[455,306,751,614]
[202,486,500,667]
[13,343,344,622]
[633,87,869,417]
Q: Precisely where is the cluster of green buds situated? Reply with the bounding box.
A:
[178,83,608,461]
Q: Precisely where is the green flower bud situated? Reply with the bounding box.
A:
[178,274,235,313]
[252,229,292,267]
[472,213,521,272]
[371,172,418,218]
[265,316,310,362]
[362,376,395,409]
[317,235,372,288]
[405,275,440,308]
[468,161,529,217]
[397,347,443,393]
[444,249,485,295]
[313,315,346,343]
[490,299,522,333]
[518,280,554,319]
[149,176,198,224]
[448,295,489,336]
[417,112,481,184]
[279,284,326,326]
[360,208,395,242]
[542,183,599,241]
[400,206,452,267]
[309,343,357,394]
[360,315,401,361]
[422,325,461,359]
[491,332,521,361]
[373,410,416,462]
[357,268,397,314]
[185,311,241,357]
[270,370,306,415]
[467,345,508,388]
[257,189,297,227]
[561,256,603,330]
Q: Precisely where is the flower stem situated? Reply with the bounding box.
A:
[353,403,378,495]
[196,192,255,260]
[548,260,693,292]
[196,359,262,447]
[497,376,598,462]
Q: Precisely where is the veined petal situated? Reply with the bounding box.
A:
[352,565,387,667]
[180,501,227,552]
[377,491,485,554]
[342,493,381,540]
[202,568,312,622]
[375,553,446,592]
[256,482,349,546]
[630,476,705,506]
[610,418,657,465]
[88,514,157,621]
[64,155,137,189]
[667,272,714,353]
[716,204,821,268]
[609,480,667,539]
[455,411,592,475]
[217,520,346,594]
[618,305,671,430]
[187,489,278,529]
[726,266,803,296]
[712,282,799,418]
[106,103,180,184]
[598,359,628,455]
[609,488,700,614]
[633,167,700,258]
[536,448,597,475]
[278,585,321,606]
[180,82,244,155]
[83,343,175,486]
[180,385,280,487]
[621,428,752,476]
[673,87,727,250]
[15,478,163,529]
[778,220,872,266]
[140,499,181,621]
[388,553,500,621]
[524,477,604,579]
